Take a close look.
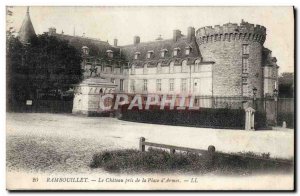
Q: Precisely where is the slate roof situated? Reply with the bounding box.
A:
[51,32,203,68]
[262,47,277,67]
[120,36,202,67]
[18,7,36,44]
[52,33,127,62]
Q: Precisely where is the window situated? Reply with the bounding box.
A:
[242,58,248,73]
[173,50,178,56]
[143,64,148,74]
[173,48,180,57]
[131,65,135,75]
[194,98,200,106]
[82,46,89,55]
[169,61,175,73]
[147,51,153,59]
[120,79,124,91]
[130,80,135,92]
[111,78,115,84]
[194,59,201,72]
[161,49,168,58]
[242,84,248,97]
[182,60,188,72]
[157,63,162,73]
[134,52,140,60]
[169,79,174,91]
[143,79,148,91]
[156,79,162,92]
[185,47,191,55]
[242,44,249,55]
[181,78,187,92]
[106,50,113,58]
[105,67,112,74]
[120,66,124,74]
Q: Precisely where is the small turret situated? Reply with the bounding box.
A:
[18,7,36,44]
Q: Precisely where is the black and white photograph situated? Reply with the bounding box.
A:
[5,6,294,190]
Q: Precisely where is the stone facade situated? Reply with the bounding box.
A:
[72,77,117,115]
[196,20,268,98]
[19,8,279,110]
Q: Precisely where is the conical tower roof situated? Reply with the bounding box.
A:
[18,7,36,43]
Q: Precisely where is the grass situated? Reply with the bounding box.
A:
[90,148,293,175]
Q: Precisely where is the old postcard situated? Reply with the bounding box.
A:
[6,6,294,191]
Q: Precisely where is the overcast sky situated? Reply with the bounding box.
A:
[8,6,294,73]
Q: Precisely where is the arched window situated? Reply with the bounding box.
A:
[106,50,113,58]
[194,59,201,72]
[182,60,187,72]
[82,46,89,55]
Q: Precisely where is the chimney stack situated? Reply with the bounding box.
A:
[173,29,181,42]
[114,38,118,47]
[187,27,195,42]
[134,36,140,45]
[48,27,56,36]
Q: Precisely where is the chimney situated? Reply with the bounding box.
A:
[187,27,195,42]
[173,29,181,42]
[114,38,118,47]
[134,36,140,45]
[48,27,56,36]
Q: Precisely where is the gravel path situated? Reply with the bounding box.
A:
[6,112,294,173]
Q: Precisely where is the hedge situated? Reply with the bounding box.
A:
[277,113,294,128]
[118,104,267,129]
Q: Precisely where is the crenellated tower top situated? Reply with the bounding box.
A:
[196,20,266,45]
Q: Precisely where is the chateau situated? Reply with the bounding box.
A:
[18,8,279,114]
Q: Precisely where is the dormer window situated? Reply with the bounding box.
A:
[106,50,113,58]
[147,50,154,59]
[173,47,180,57]
[160,49,168,58]
[185,46,192,55]
[134,52,140,60]
[82,46,89,55]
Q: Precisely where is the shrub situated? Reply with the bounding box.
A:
[90,149,293,175]
[277,113,294,128]
[119,104,267,129]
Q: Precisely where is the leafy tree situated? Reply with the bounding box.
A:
[26,34,83,97]
[7,33,83,110]
[6,36,26,110]
[278,72,294,98]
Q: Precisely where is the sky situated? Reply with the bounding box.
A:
[7,6,294,73]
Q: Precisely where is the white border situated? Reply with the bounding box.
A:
[1,0,298,195]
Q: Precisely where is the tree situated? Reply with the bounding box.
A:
[6,35,26,111]
[26,34,83,98]
[7,33,83,110]
[278,72,294,98]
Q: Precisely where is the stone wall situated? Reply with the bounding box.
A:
[196,22,266,97]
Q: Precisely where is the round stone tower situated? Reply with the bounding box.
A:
[196,20,266,98]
